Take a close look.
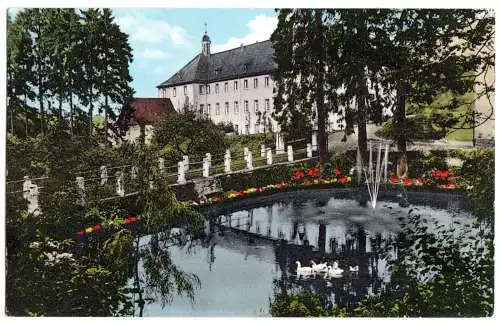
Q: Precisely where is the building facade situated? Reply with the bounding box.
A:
[157,32,279,135]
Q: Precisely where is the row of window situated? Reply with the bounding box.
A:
[167,77,271,97]
[199,99,271,116]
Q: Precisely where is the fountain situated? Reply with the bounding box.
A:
[358,140,390,209]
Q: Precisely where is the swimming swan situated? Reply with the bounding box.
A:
[296,261,313,275]
[327,265,344,276]
[310,260,328,272]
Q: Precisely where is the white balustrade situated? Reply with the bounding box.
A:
[307,143,313,158]
[287,145,294,162]
[203,157,210,177]
[177,161,186,184]
[312,130,318,152]
[76,176,86,206]
[266,148,273,165]
[183,155,189,171]
[100,165,108,185]
[260,144,266,157]
[246,150,253,170]
[224,150,231,173]
[158,157,165,173]
[116,171,125,197]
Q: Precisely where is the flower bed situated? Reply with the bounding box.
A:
[190,166,464,207]
[75,215,140,237]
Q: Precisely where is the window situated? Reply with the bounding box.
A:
[253,78,258,88]
[225,102,229,114]
[224,82,228,92]
[265,77,270,87]
[234,101,239,114]
[215,83,219,93]
[244,100,249,113]
[207,85,211,94]
[255,123,259,132]
[265,99,270,111]
[216,103,220,115]
[234,81,238,91]
[184,86,187,95]
[199,104,204,114]
[254,100,259,112]
[244,79,248,89]
[245,125,250,134]
[199,85,204,95]
[173,87,177,97]
[207,104,211,115]
[235,124,239,134]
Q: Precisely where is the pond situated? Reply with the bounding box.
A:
[136,188,474,316]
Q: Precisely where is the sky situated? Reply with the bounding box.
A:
[111,8,278,97]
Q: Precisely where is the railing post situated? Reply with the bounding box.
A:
[116,171,125,197]
[183,155,189,171]
[312,130,318,152]
[28,183,40,216]
[276,132,285,154]
[224,150,231,173]
[203,157,210,177]
[287,145,294,162]
[76,176,86,206]
[205,153,212,168]
[22,176,32,199]
[246,150,253,170]
[100,165,108,185]
[177,161,186,184]
[260,144,266,157]
[158,157,165,173]
[307,143,313,158]
[266,147,273,165]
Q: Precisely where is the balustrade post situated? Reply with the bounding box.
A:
[203,157,210,177]
[76,176,86,206]
[116,171,125,197]
[287,145,294,162]
[260,144,266,157]
[312,130,318,152]
[307,143,313,158]
[131,166,138,180]
[100,165,108,185]
[266,148,273,165]
[205,153,212,168]
[22,176,32,199]
[224,150,231,173]
[177,161,186,184]
[183,155,189,171]
[246,150,253,170]
[27,183,40,216]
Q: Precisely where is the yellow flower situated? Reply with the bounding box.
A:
[85,227,93,233]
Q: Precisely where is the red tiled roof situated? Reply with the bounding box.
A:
[129,98,176,125]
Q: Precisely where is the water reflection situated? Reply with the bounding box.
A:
[135,190,472,316]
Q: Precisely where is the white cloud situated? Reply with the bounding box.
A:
[137,49,169,60]
[115,12,190,47]
[212,14,277,53]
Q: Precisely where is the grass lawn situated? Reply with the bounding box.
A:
[445,128,473,141]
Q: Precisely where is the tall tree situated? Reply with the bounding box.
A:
[375,9,494,178]
[271,9,330,171]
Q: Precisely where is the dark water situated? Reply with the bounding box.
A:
[137,189,473,316]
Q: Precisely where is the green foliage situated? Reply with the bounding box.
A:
[456,148,494,222]
[376,116,445,141]
[270,291,332,317]
[218,165,295,192]
[152,110,229,163]
[329,151,357,172]
[227,133,274,156]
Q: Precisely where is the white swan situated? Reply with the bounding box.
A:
[327,265,344,277]
[296,261,313,276]
[349,265,359,272]
[310,260,328,272]
[332,261,340,269]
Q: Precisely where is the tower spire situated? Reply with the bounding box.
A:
[201,23,211,56]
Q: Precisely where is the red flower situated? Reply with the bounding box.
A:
[335,169,343,176]
[294,170,305,181]
[402,179,413,186]
[339,177,349,184]
[390,176,400,184]
[76,230,85,236]
[211,196,222,203]
[92,224,102,232]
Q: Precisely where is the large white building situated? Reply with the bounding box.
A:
[157,32,278,135]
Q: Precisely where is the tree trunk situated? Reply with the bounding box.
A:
[395,82,408,178]
[357,75,368,164]
[104,95,109,146]
[69,93,73,136]
[39,73,45,135]
[24,94,29,138]
[314,9,328,172]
